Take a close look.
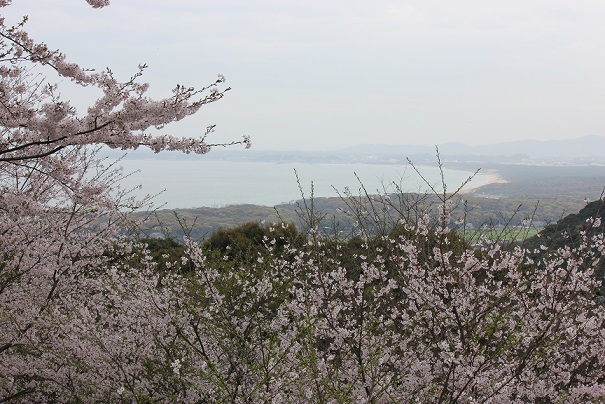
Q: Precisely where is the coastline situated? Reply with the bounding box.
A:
[460,170,509,194]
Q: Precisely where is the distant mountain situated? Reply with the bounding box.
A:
[108,135,605,165]
[342,135,605,163]
[338,143,436,156]
[440,135,605,159]
[342,135,605,158]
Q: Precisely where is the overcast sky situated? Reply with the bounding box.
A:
[4,0,605,151]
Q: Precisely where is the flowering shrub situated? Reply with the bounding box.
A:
[143,213,603,402]
[4,197,605,401]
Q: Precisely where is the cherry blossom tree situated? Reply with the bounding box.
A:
[0,0,247,400]
[0,1,249,163]
[88,204,605,402]
[273,213,605,402]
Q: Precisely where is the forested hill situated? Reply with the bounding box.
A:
[521,198,605,297]
[522,198,605,252]
[134,194,586,241]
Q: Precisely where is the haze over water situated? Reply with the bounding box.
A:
[115,159,491,209]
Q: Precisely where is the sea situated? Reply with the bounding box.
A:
[112,159,490,209]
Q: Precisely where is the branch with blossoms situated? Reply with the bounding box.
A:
[0,2,249,164]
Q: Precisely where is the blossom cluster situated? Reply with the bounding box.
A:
[3,167,605,402]
[0,1,248,164]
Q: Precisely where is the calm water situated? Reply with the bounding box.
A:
[114,159,489,209]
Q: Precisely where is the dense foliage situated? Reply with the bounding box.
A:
[2,1,605,402]
[134,193,587,241]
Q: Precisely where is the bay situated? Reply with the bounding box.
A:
[113,159,491,209]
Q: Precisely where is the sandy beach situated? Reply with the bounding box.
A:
[460,170,509,194]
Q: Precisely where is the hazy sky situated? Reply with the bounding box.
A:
[4,0,605,150]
